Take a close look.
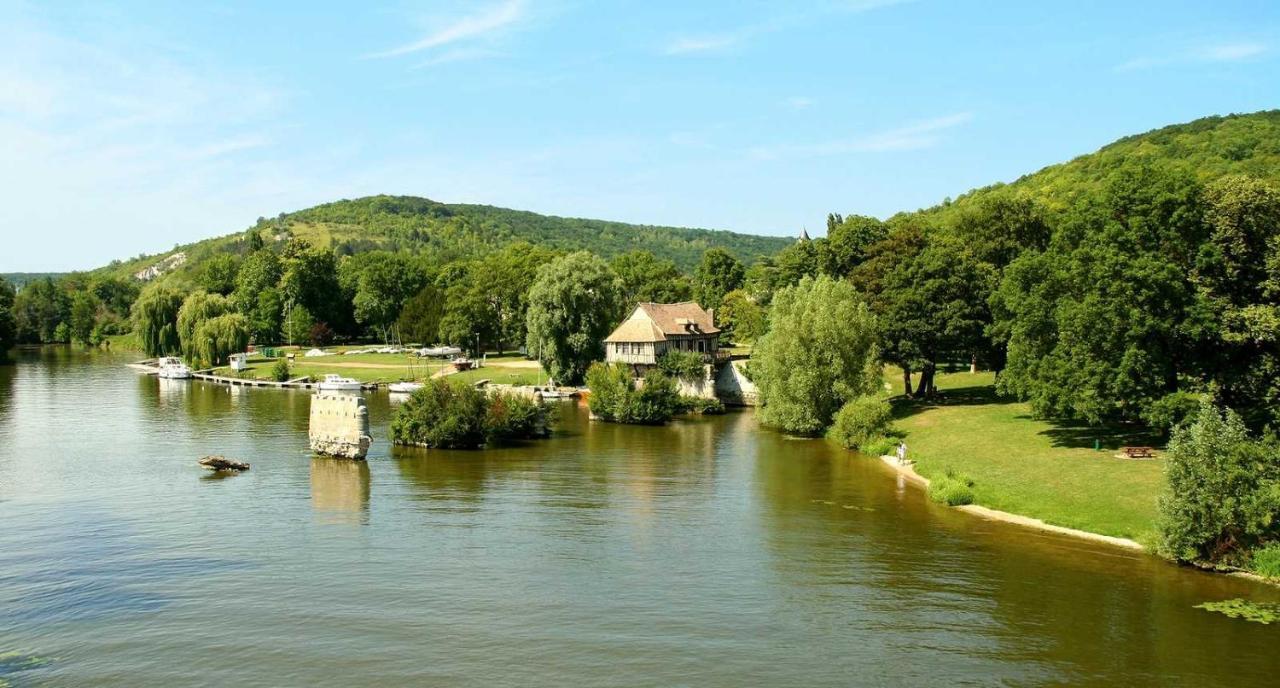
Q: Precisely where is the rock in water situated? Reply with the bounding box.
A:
[309,394,372,460]
[198,456,250,471]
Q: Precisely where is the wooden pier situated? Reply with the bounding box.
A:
[128,360,380,391]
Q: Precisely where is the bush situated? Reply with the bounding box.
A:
[658,350,706,382]
[1251,543,1280,579]
[1142,391,1202,434]
[676,395,725,415]
[863,436,897,458]
[270,358,291,382]
[827,396,894,450]
[390,379,550,449]
[586,362,680,424]
[928,469,976,506]
[1157,402,1280,564]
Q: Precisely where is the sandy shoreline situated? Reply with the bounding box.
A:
[878,455,1145,551]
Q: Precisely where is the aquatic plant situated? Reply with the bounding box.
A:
[1195,599,1280,624]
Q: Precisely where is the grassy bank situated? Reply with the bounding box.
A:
[885,369,1165,543]
[215,352,546,387]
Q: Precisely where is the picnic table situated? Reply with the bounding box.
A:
[1122,446,1156,459]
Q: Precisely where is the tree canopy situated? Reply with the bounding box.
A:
[525,251,625,384]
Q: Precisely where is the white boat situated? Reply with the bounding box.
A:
[534,385,572,400]
[156,356,192,379]
[388,381,425,394]
[317,374,362,392]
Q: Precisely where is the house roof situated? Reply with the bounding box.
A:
[605,302,720,343]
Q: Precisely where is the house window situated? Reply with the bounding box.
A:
[697,339,705,353]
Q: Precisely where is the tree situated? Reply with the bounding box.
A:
[199,254,241,295]
[12,278,69,343]
[752,275,881,435]
[68,292,101,346]
[345,252,427,342]
[177,291,232,362]
[396,284,445,345]
[820,215,887,277]
[1157,402,1280,564]
[773,239,820,287]
[0,277,15,361]
[284,304,314,345]
[281,240,350,337]
[694,248,745,311]
[190,313,250,368]
[132,285,184,356]
[717,289,766,343]
[389,380,550,449]
[610,250,693,305]
[438,244,556,353]
[525,251,625,384]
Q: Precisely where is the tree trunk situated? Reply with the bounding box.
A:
[901,366,913,397]
[916,361,936,398]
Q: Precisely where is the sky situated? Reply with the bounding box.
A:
[1,0,1277,271]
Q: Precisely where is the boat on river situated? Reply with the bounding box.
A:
[156,356,192,379]
[388,381,425,394]
[317,374,362,392]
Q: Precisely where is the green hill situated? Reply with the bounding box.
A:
[936,109,1280,215]
[94,195,791,282]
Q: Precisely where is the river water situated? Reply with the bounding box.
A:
[0,348,1276,686]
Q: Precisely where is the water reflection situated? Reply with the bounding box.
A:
[310,457,371,525]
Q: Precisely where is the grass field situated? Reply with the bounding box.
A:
[884,368,1166,543]
[216,351,547,386]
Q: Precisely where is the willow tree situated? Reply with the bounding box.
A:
[132,285,184,357]
[191,313,250,368]
[524,251,624,385]
[177,291,231,361]
[752,275,880,435]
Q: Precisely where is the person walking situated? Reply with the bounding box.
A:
[896,442,908,465]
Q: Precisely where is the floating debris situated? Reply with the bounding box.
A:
[1195,599,1280,624]
[198,456,250,472]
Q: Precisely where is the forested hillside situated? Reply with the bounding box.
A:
[91,195,789,284]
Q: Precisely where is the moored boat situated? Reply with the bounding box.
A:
[388,381,425,394]
[156,356,193,379]
[317,374,362,392]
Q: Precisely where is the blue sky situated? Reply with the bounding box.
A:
[1,0,1277,271]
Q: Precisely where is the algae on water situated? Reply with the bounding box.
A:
[1195,599,1280,624]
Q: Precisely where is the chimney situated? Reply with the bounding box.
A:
[708,308,715,324]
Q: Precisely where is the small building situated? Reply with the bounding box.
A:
[604,302,720,368]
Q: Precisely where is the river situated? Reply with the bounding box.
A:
[0,348,1276,686]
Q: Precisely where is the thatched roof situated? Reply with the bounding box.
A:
[605,302,719,343]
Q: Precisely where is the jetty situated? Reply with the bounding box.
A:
[128,359,381,390]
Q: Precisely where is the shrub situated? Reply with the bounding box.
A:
[586,362,680,424]
[863,436,897,458]
[1142,391,1202,434]
[1157,402,1280,564]
[270,358,291,382]
[928,469,975,506]
[1252,543,1280,579]
[658,350,706,382]
[827,396,894,450]
[390,379,550,449]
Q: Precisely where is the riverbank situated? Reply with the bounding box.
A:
[885,369,1165,544]
[876,454,1144,551]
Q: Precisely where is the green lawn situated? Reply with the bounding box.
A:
[886,368,1166,543]
[217,351,546,386]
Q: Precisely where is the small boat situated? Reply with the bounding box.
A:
[388,381,424,394]
[317,374,362,392]
[156,356,192,379]
[534,380,572,400]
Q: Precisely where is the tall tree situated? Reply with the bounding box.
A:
[525,251,625,384]
[177,291,232,361]
[820,214,887,277]
[396,284,445,345]
[694,248,745,311]
[199,254,241,295]
[68,292,101,346]
[0,277,15,360]
[12,278,70,344]
[610,250,693,305]
[132,285,184,357]
[752,275,881,435]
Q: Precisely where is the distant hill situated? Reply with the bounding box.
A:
[92,196,792,282]
[0,273,67,289]
[932,109,1280,216]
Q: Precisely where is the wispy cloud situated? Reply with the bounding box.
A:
[663,0,911,56]
[1116,40,1268,72]
[750,112,973,159]
[366,0,526,59]
[784,96,815,110]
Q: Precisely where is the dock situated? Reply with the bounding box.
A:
[128,360,381,391]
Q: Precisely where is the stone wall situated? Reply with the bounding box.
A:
[715,360,759,406]
[309,394,372,459]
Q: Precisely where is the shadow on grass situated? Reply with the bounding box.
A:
[890,383,1165,451]
[889,384,1011,420]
